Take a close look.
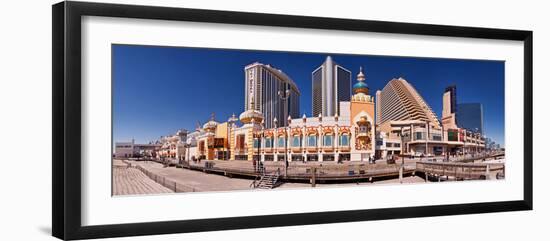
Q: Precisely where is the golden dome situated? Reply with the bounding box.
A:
[240,99,264,124]
[203,113,219,131]
[239,109,264,124]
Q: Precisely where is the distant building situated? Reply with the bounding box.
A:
[244,62,300,129]
[456,103,484,134]
[114,139,161,158]
[156,129,189,162]
[114,140,136,158]
[485,137,496,150]
[312,56,352,117]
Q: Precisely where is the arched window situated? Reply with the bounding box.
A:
[292,136,301,147]
[278,137,286,147]
[308,135,317,147]
[339,134,349,146]
[264,137,273,148]
[323,135,333,146]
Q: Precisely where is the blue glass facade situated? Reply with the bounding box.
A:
[456,103,483,134]
[311,56,351,117]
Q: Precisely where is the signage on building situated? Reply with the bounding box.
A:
[213,138,225,148]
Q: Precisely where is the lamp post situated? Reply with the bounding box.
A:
[474,128,479,155]
[257,120,264,172]
[398,127,405,184]
[425,121,429,158]
[278,88,291,175]
[483,135,487,156]
[186,144,190,165]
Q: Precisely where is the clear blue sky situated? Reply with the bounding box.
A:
[113,44,505,146]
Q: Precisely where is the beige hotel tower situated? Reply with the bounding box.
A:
[375,77,440,128]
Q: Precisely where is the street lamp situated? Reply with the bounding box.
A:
[425,120,429,158]
[398,127,405,184]
[474,128,479,155]
[256,120,264,173]
[483,135,487,156]
[278,88,291,172]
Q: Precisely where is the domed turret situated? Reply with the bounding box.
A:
[227,113,238,123]
[353,66,369,95]
[203,113,219,132]
[239,100,264,124]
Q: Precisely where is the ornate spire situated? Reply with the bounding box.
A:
[357,66,365,81]
[353,66,369,95]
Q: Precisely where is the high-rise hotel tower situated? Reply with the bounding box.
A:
[375,78,441,128]
[244,62,300,129]
[312,56,352,117]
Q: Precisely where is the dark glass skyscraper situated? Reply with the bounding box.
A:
[456,103,483,134]
[445,85,457,114]
[311,56,351,117]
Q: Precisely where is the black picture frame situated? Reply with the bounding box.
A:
[52,1,533,240]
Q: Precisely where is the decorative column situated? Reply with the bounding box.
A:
[287,115,291,162]
[334,113,339,162]
[260,119,265,162]
[318,114,323,162]
[302,114,307,162]
[273,117,278,162]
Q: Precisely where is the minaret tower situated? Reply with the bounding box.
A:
[350,66,376,161]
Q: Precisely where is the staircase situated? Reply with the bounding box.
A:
[252,172,280,189]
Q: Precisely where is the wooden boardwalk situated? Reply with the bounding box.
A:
[112,158,505,194]
[177,159,416,182]
[112,160,173,195]
[415,161,505,180]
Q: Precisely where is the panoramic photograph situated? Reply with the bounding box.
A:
[111,44,505,196]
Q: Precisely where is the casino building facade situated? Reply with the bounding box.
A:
[182,66,376,162]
